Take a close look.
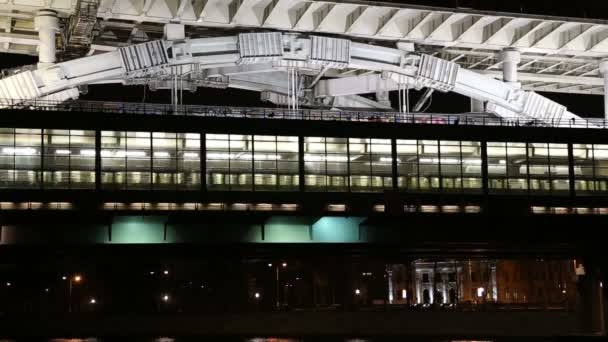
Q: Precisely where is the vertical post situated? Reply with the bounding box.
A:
[95,130,101,191]
[251,136,255,192]
[568,143,575,199]
[391,139,398,191]
[298,136,305,192]
[200,132,206,192]
[346,138,351,192]
[599,61,608,121]
[40,129,44,190]
[276,265,280,310]
[481,141,489,196]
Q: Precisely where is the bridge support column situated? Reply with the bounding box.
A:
[34,9,59,68]
[599,61,608,120]
[499,48,521,89]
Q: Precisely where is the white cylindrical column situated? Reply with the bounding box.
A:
[599,61,608,120]
[34,9,60,67]
[499,48,521,88]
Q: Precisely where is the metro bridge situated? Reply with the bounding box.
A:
[2,1,608,125]
[1,2,608,338]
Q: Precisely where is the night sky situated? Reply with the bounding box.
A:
[1,0,606,117]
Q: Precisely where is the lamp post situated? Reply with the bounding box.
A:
[68,274,82,313]
[271,262,287,310]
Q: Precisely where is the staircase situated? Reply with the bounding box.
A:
[64,0,98,59]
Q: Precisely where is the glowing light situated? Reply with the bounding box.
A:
[379,157,401,163]
[254,292,260,299]
[73,275,82,282]
[304,155,351,162]
[162,294,170,302]
[267,263,272,267]
[282,262,287,268]
[184,152,199,159]
[163,270,169,275]
[355,289,361,295]
[2,147,37,155]
[6,282,11,287]
[55,149,71,155]
[153,152,170,158]
[402,289,407,299]
[89,298,96,304]
[477,287,485,297]
[207,152,281,161]
[80,149,96,156]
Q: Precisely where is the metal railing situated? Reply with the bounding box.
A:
[1,98,606,129]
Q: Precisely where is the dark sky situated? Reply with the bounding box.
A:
[1,0,605,117]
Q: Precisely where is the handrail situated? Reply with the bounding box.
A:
[0,98,606,129]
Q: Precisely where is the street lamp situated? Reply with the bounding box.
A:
[89,298,96,304]
[355,289,361,295]
[274,261,287,309]
[68,274,83,313]
[162,294,170,302]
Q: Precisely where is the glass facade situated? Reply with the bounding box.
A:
[101,131,200,190]
[43,129,96,189]
[0,126,606,196]
[206,134,299,191]
[0,128,42,188]
[396,140,482,192]
[573,144,608,193]
[488,142,570,193]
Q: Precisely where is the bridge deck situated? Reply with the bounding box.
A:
[2,99,606,129]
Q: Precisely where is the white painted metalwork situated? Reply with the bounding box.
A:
[0,32,585,126]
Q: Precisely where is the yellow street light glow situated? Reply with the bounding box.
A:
[73,275,82,282]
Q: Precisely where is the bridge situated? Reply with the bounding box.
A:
[1,1,608,338]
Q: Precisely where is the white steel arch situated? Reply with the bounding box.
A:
[0,31,582,125]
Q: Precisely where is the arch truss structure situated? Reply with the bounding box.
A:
[3,0,608,96]
[0,30,584,124]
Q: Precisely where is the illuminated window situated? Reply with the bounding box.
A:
[487,142,527,192]
[0,128,42,188]
[574,144,608,193]
[43,129,95,189]
[396,140,481,193]
[206,134,298,191]
[349,138,392,192]
[304,137,348,192]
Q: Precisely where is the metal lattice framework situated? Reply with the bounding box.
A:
[2,0,608,95]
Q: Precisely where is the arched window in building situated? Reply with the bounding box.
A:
[423,289,430,304]
[435,291,444,304]
[449,288,456,303]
